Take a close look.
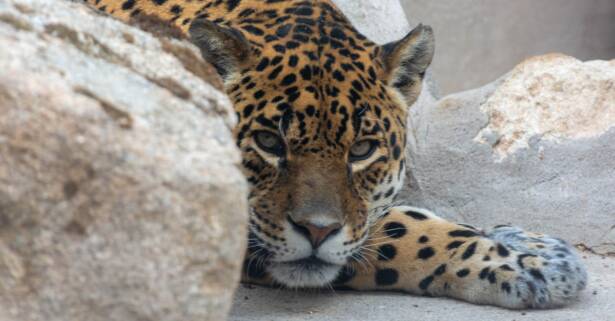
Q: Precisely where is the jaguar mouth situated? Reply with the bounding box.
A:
[267,255,343,288]
[287,256,335,269]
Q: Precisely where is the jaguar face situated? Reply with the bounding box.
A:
[189,3,434,287]
[238,71,410,287]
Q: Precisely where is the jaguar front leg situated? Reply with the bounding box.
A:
[337,206,587,309]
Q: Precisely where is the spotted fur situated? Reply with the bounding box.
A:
[85,0,587,309]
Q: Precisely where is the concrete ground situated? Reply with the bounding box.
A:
[230,253,614,321]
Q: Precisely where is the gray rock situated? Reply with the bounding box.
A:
[401,54,615,254]
[0,0,247,321]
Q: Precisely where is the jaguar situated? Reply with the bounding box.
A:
[84,0,587,309]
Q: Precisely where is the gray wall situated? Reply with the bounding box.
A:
[401,0,615,94]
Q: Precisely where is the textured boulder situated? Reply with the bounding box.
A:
[0,0,247,321]
[401,54,615,254]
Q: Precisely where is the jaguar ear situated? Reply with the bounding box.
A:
[380,24,435,104]
[189,17,252,81]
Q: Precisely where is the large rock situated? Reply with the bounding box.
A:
[0,0,247,321]
[402,54,615,254]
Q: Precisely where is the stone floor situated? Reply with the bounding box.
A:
[230,253,613,321]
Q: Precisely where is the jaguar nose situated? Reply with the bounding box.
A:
[289,218,342,248]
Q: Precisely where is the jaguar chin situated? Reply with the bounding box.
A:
[267,256,343,288]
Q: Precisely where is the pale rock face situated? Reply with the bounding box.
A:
[475,54,615,160]
[401,54,615,255]
[0,0,247,321]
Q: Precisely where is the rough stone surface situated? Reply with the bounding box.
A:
[401,54,615,255]
[0,1,247,321]
[476,54,615,160]
[230,253,615,321]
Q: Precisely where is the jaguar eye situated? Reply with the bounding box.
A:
[349,140,378,162]
[254,130,285,157]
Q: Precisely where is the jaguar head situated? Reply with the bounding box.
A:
[189,5,434,287]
